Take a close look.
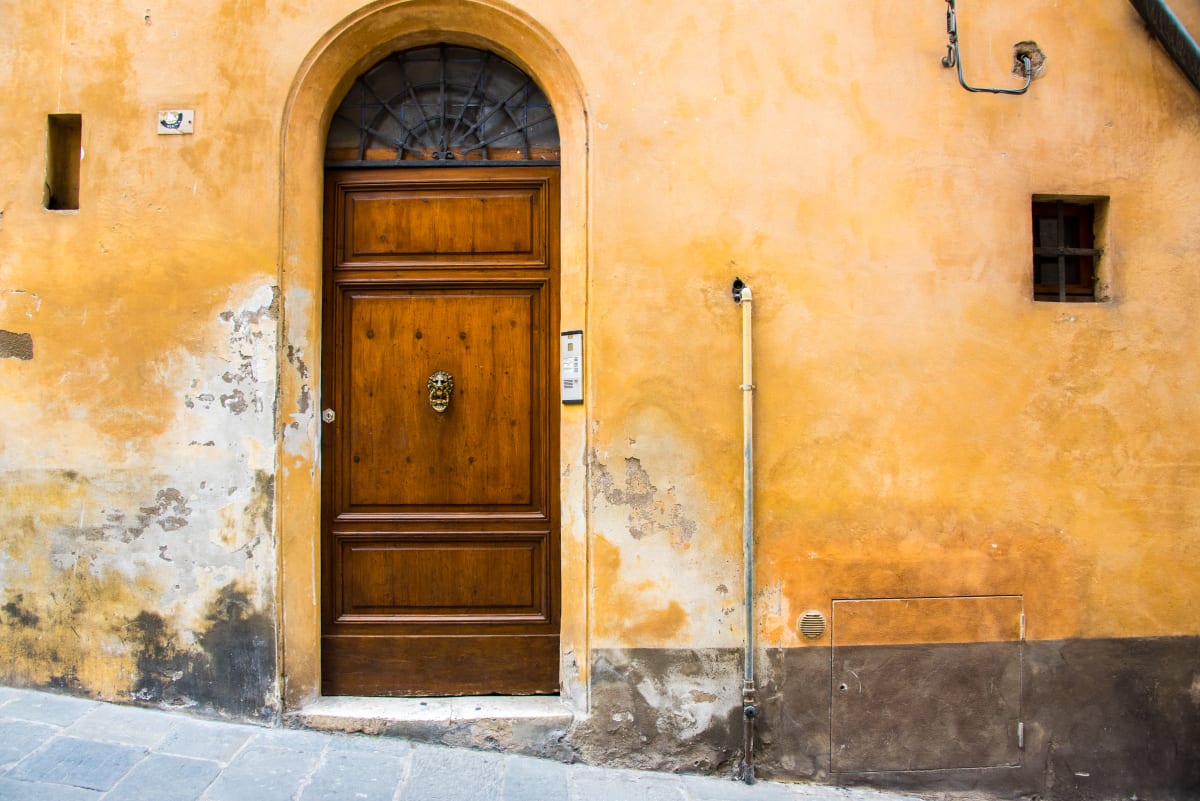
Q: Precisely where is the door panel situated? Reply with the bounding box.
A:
[321,166,559,697]
[337,183,547,267]
[340,288,538,511]
[335,534,549,620]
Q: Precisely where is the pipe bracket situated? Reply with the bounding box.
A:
[941,0,1037,95]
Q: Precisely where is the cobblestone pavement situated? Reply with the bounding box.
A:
[0,686,924,801]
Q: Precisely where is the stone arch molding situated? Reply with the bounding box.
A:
[275,0,590,708]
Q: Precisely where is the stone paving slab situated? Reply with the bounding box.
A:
[0,775,103,800]
[0,687,25,706]
[685,773,803,801]
[0,687,931,801]
[156,718,256,764]
[64,702,180,748]
[325,731,412,756]
[573,764,692,801]
[251,726,335,755]
[400,745,504,801]
[200,745,316,801]
[298,748,407,801]
[0,692,98,727]
[103,754,223,801]
[0,719,58,770]
[6,736,146,792]
[501,752,569,801]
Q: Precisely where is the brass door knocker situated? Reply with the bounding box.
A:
[427,370,454,412]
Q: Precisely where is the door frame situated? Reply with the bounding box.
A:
[276,0,590,711]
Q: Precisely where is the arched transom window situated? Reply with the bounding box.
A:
[325,44,559,165]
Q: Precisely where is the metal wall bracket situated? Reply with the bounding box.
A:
[941,0,1036,95]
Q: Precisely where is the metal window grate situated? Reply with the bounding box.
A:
[1032,200,1102,302]
[325,44,559,166]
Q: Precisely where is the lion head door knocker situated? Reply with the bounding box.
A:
[426,370,454,413]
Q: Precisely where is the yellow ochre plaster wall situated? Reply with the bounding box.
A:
[1,0,1198,722]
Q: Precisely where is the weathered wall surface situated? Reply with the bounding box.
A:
[568,2,1200,795]
[0,3,283,718]
[2,0,1198,797]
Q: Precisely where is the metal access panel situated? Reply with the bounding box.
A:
[830,595,1024,773]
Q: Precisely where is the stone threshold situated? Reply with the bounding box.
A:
[286,695,577,759]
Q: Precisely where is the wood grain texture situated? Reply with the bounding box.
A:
[321,166,560,696]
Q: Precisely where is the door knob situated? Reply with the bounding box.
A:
[322,408,336,423]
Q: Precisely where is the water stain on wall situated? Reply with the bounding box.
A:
[0,466,277,718]
[0,556,155,695]
[127,583,276,719]
[1,594,40,627]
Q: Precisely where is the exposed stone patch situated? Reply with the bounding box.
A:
[593,456,656,510]
[55,505,153,544]
[1013,40,1046,79]
[571,648,742,774]
[138,488,192,532]
[219,388,249,414]
[246,470,275,534]
[0,330,33,360]
[297,384,311,414]
[218,286,280,329]
[187,286,277,415]
[184,391,216,410]
[286,344,309,380]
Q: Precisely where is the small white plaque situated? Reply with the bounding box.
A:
[157,110,194,134]
[561,330,583,405]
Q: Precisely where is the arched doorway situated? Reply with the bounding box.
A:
[320,44,561,696]
[276,1,590,709]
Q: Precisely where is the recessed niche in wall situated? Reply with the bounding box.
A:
[45,114,82,211]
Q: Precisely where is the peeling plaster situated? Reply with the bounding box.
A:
[573,649,742,773]
[591,454,697,547]
[0,280,280,717]
[1,1,1199,794]
[282,287,316,456]
[589,451,741,649]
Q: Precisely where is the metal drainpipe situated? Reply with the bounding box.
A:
[732,278,757,784]
[1127,0,1200,96]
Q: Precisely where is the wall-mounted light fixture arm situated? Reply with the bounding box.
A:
[941,0,1034,95]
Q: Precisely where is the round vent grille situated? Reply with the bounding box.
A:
[798,610,827,640]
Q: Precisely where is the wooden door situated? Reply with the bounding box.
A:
[321,166,559,696]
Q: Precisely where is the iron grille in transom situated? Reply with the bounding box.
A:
[325,45,559,165]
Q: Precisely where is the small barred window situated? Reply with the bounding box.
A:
[1032,199,1106,302]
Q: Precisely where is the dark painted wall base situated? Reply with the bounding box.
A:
[587,637,1200,801]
